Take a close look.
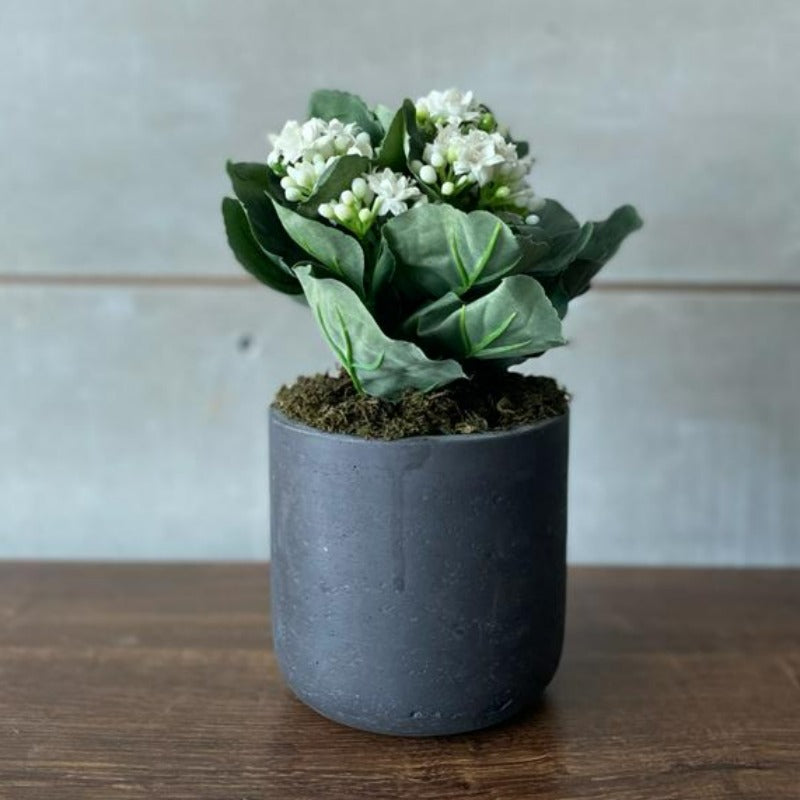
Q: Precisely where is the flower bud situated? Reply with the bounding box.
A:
[410,159,423,173]
[341,190,356,206]
[284,187,302,202]
[358,208,372,224]
[318,203,335,220]
[419,165,438,184]
[300,163,316,184]
[477,112,496,132]
[430,152,446,168]
[334,203,354,222]
[351,177,368,199]
[494,186,511,199]
[317,140,335,161]
[525,214,541,225]
[441,181,455,196]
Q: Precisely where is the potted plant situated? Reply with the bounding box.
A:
[222,87,641,736]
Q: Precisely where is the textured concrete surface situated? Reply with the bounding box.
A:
[1,0,799,280]
[0,0,798,561]
[2,287,798,563]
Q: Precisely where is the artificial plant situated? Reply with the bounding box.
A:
[223,88,642,400]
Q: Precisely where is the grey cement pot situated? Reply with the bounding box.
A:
[269,407,569,737]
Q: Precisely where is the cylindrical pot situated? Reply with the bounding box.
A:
[269,407,569,736]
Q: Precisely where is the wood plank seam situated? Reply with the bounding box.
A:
[1,274,799,293]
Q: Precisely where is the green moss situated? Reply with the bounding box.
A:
[273,370,568,440]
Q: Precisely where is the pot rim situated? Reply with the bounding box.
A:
[269,404,569,446]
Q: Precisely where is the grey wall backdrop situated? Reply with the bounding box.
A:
[1,0,798,563]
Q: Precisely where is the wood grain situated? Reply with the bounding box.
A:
[0,564,798,799]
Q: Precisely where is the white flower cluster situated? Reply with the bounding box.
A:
[412,123,537,211]
[415,88,481,125]
[319,169,425,237]
[412,123,541,216]
[263,88,542,228]
[267,117,374,202]
[412,92,543,216]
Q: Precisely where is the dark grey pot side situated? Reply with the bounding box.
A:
[269,407,569,737]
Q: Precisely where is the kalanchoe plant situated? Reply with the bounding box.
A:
[222,88,642,400]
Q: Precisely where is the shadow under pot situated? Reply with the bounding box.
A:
[269,407,569,737]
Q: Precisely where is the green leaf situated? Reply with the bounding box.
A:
[515,236,551,274]
[221,198,302,294]
[226,159,284,201]
[371,235,396,299]
[383,204,522,298]
[295,266,466,400]
[401,99,441,202]
[373,103,395,135]
[579,204,643,263]
[367,235,407,338]
[545,283,570,319]
[561,204,643,298]
[408,275,565,361]
[272,200,365,295]
[401,98,426,162]
[516,199,594,276]
[532,198,580,236]
[296,155,370,217]
[308,89,383,144]
[404,291,463,340]
[376,107,405,170]
[225,161,305,269]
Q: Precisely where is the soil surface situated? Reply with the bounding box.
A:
[273,371,568,440]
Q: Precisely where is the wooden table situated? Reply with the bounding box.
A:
[0,565,798,799]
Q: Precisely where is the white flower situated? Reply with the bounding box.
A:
[351,176,368,199]
[318,176,374,232]
[423,124,508,186]
[453,128,508,186]
[508,181,537,210]
[267,117,373,171]
[280,155,328,201]
[420,123,539,210]
[267,118,326,167]
[324,119,374,159]
[267,117,374,202]
[419,164,438,184]
[366,168,423,216]
[415,88,481,125]
[318,169,424,236]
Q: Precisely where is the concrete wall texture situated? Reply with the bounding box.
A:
[1,0,798,562]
